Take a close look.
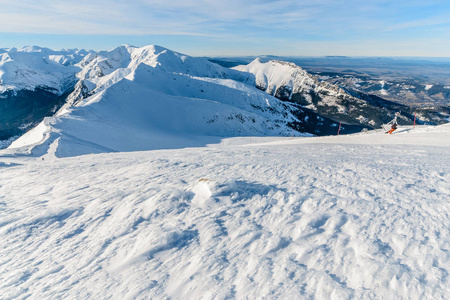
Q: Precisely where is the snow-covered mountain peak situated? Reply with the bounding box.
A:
[69,45,248,106]
[77,44,238,81]
[251,57,262,64]
[233,58,318,99]
[19,45,51,53]
[248,58,305,71]
[0,47,93,94]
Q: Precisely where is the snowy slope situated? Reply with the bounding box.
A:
[0,124,449,299]
[6,45,305,157]
[0,46,90,94]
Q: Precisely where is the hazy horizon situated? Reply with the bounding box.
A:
[3,43,450,61]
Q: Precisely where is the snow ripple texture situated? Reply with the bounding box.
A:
[0,126,449,299]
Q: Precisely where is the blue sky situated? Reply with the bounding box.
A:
[0,0,449,57]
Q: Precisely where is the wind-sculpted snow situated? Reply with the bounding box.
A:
[0,125,449,299]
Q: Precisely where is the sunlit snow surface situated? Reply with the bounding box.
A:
[0,125,449,299]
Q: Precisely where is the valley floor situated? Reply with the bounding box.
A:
[0,125,449,299]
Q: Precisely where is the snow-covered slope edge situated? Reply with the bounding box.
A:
[5,45,309,158]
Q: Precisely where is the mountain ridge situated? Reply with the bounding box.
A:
[233,58,450,127]
[6,45,312,157]
[0,46,94,141]
[2,44,448,152]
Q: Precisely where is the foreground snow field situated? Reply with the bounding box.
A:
[1,125,449,299]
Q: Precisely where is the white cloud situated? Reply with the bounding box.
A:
[385,14,450,31]
[0,0,365,35]
[0,0,449,56]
